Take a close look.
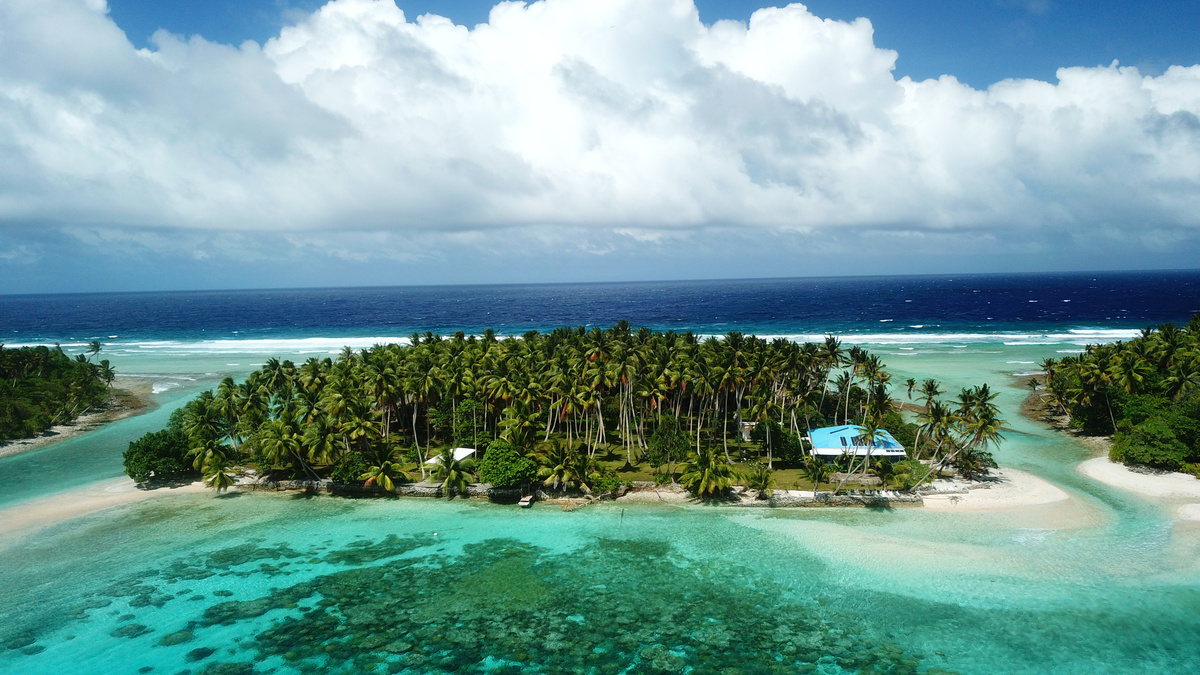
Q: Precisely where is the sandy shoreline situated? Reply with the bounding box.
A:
[1019,386,1200,521]
[0,477,206,542]
[1077,457,1200,521]
[0,465,1075,543]
[921,467,1071,511]
[0,377,156,460]
[1078,457,1200,499]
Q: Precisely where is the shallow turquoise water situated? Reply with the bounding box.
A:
[0,382,215,509]
[2,338,1200,674]
[3,494,1199,674]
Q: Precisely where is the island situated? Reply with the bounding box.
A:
[125,323,1006,504]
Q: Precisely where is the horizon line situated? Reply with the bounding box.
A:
[4,266,1200,298]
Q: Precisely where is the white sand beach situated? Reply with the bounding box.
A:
[922,467,1072,511]
[1077,458,1200,500]
[1077,457,1200,521]
[0,477,205,542]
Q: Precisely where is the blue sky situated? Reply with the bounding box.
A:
[109,1,1200,87]
[2,0,1200,293]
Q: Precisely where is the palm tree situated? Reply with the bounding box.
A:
[537,439,577,490]
[155,320,1019,496]
[361,459,405,492]
[869,458,897,489]
[680,444,733,498]
[430,447,475,497]
[919,379,943,409]
[572,451,601,493]
[203,456,236,492]
[97,359,116,391]
[742,461,774,499]
[800,456,833,497]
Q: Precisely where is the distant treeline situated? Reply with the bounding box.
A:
[1040,313,1200,475]
[0,343,114,443]
[128,323,1005,495]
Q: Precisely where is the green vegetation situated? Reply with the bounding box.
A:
[1040,314,1200,474]
[126,323,1002,496]
[0,343,113,443]
[122,411,197,484]
[476,439,538,488]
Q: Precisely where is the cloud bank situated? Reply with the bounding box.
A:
[1,0,1199,284]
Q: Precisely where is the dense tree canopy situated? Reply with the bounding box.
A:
[0,344,112,443]
[160,323,999,495]
[1041,313,1200,473]
[123,428,195,484]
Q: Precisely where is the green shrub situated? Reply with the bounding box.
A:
[590,467,621,495]
[331,453,370,484]
[1111,416,1191,470]
[477,439,538,488]
[123,428,196,484]
[889,458,929,490]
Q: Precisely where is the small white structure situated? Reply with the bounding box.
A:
[424,447,476,465]
[740,421,756,442]
[806,425,906,461]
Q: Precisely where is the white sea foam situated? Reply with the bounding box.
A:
[741,330,1143,346]
[6,327,1145,357]
[4,341,91,349]
[97,336,412,356]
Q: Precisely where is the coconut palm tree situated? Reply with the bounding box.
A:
[537,439,577,490]
[742,461,774,499]
[800,456,834,497]
[430,447,475,497]
[157,320,1018,496]
[680,444,734,498]
[203,456,237,492]
[361,457,405,492]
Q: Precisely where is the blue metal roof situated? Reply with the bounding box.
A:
[808,425,905,456]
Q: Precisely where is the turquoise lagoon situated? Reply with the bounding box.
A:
[2,335,1200,674]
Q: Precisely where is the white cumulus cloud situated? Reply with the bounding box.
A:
[0,0,1199,271]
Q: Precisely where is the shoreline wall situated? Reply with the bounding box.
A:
[231,479,925,508]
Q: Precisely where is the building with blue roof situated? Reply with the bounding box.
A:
[806,425,907,461]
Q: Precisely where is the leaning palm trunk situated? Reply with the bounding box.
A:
[413,403,426,479]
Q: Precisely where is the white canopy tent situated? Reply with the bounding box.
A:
[424,447,477,465]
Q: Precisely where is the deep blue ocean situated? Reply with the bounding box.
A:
[4,270,1199,343]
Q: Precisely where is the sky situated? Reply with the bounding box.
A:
[2,0,1199,293]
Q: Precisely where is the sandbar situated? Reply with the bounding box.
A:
[0,477,205,542]
[1077,457,1200,501]
[922,467,1071,511]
